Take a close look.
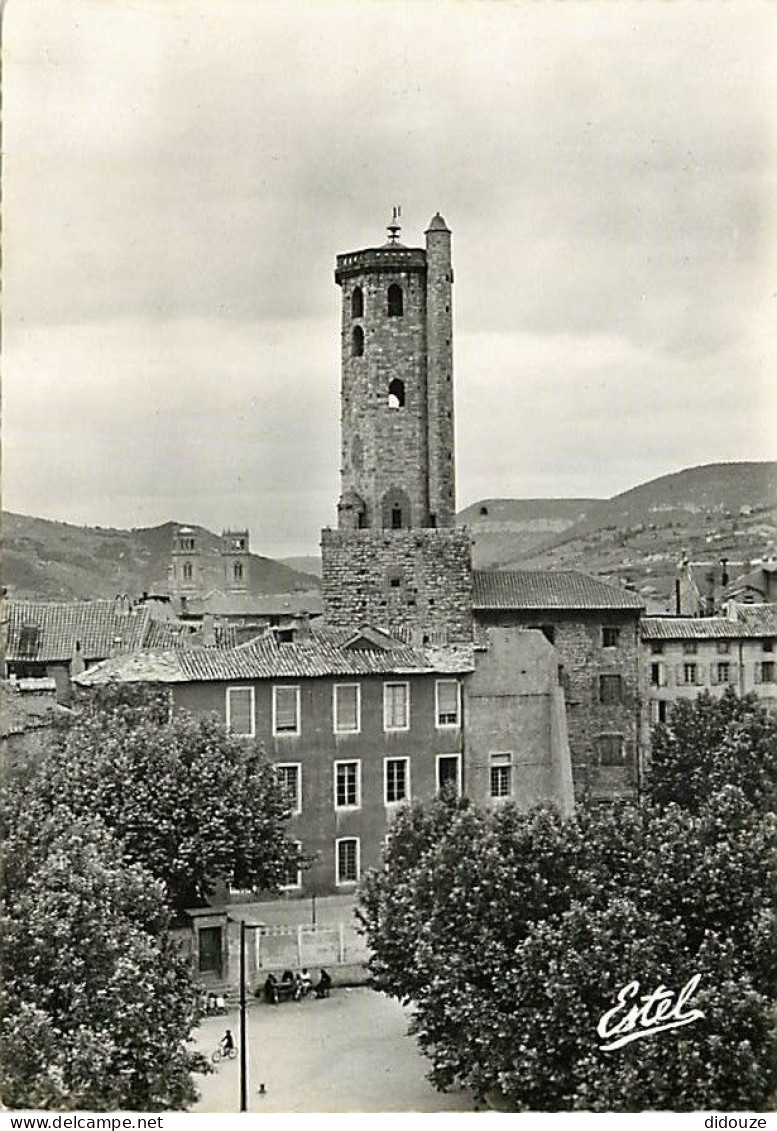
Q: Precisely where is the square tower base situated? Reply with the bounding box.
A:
[320,527,473,643]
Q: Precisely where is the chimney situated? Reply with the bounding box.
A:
[202,613,216,647]
[71,639,86,677]
[292,611,312,642]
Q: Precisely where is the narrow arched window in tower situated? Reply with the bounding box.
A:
[351,287,364,318]
[234,562,243,582]
[387,378,405,409]
[352,325,364,357]
[387,284,403,317]
[183,562,193,582]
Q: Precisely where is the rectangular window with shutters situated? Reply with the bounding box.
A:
[489,752,512,799]
[336,837,359,885]
[226,686,254,737]
[333,683,360,734]
[602,626,620,648]
[683,662,698,686]
[762,661,775,683]
[275,763,301,814]
[334,760,360,809]
[599,675,623,704]
[384,757,410,804]
[435,680,460,728]
[384,682,409,731]
[273,686,300,735]
[597,734,626,765]
[716,662,731,684]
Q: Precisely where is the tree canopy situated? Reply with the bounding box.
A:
[645,688,777,813]
[3,685,303,912]
[359,692,777,1111]
[0,811,208,1110]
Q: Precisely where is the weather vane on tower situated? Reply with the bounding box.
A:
[387,205,402,244]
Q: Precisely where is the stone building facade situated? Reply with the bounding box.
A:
[472,571,645,802]
[320,527,472,642]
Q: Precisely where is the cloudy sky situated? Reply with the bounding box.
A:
[4,0,776,558]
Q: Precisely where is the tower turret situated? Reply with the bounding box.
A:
[170,526,201,596]
[222,530,250,593]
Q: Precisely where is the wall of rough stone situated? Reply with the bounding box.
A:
[339,257,431,529]
[473,609,643,802]
[321,527,473,641]
[425,225,456,526]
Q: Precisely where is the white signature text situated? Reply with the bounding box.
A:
[597,974,705,1051]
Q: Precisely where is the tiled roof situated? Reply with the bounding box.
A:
[176,590,323,618]
[641,606,777,640]
[473,570,644,611]
[4,601,151,663]
[143,620,238,650]
[74,633,474,686]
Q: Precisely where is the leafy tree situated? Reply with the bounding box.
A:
[0,810,208,1110]
[359,786,776,1110]
[3,685,303,911]
[646,689,777,812]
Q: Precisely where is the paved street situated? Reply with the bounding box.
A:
[192,986,474,1113]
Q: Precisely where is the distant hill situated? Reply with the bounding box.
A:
[485,462,777,609]
[458,498,602,567]
[279,555,323,578]
[1,513,321,601]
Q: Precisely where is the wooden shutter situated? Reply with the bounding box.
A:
[275,687,298,730]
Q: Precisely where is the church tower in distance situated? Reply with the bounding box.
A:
[321,212,472,642]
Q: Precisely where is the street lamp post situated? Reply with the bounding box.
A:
[238,920,263,1113]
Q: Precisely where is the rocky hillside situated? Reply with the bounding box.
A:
[1,514,321,601]
[489,463,777,610]
[458,498,602,568]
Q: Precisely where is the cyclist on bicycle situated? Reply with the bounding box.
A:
[221,1029,235,1056]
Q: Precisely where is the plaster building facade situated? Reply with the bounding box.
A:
[75,629,474,895]
[642,603,777,728]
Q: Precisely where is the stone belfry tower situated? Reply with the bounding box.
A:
[321,211,472,641]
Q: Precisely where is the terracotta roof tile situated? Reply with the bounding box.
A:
[4,600,150,663]
[473,570,644,611]
[74,633,475,686]
[641,605,777,640]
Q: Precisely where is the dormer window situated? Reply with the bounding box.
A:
[387,284,403,317]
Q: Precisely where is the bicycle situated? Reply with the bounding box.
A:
[211,1043,238,1064]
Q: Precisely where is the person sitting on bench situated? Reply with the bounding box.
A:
[315,968,332,998]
